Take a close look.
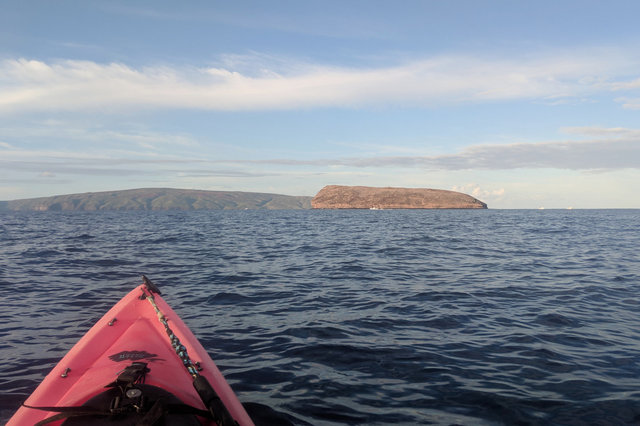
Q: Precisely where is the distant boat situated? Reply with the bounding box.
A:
[538,207,545,210]
[370,206,382,210]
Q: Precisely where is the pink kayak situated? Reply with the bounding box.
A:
[8,276,254,426]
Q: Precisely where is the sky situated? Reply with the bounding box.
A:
[1,0,640,208]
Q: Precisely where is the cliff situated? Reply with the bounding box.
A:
[2,188,312,211]
[311,185,487,209]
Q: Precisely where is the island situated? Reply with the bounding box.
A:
[0,188,312,211]
[311,185,487,209]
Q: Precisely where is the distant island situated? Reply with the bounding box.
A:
[0,188,312,211]
[0,186,488,211]
[311,185,487,209]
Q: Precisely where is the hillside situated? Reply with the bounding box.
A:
[1,188,312,211]
[311,185,487,209]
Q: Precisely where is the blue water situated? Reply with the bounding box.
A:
[1,209,640,425]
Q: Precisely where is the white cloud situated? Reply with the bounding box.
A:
[1,49,638,113]
[452,183,505,200]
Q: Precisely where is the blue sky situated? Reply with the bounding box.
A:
[1,0,640,208]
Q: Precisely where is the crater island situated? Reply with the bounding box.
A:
[311,185,487,209]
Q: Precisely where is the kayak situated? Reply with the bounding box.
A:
[8,276,254,426]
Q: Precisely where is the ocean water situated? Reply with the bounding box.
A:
[1,209,640,425]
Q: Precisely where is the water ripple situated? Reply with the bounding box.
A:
[1,209,640,424]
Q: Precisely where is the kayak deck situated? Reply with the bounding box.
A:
[8,280,254,425]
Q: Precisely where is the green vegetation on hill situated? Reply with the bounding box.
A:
[1,188,312,211]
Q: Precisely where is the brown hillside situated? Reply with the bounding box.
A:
[311,185,487,209]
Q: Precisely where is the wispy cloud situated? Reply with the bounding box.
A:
[611,77,640,90]
[2,128,638,184]
[99,4,388,40]
[231,128,640,171]
[615,97,640,110]
[560,126,640,138]
[1,120,200,151]
[0,149,256,179]
[1,49,638,113]
[358,138,639,171]
[0,159,152,177]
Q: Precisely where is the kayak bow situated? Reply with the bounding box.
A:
[8,276,254,426]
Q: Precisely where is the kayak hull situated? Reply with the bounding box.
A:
[8,283,254,425]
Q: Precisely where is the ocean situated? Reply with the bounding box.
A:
[1,209,639,425]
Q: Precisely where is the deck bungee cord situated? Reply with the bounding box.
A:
[141,275,238,426]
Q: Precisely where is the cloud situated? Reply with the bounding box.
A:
[0,120,200,151]
[100,4,390,40]
[615,97,640,110]
[0,159,154,177]
[1,49,638,113]
[176,170,276,178]
[452,183,505,200]
[354,139,640,171]
[2,127,638,184]
[234,128,640,172]
[0,149,264,180]
[560,126,640,138]
[611,77,640,90]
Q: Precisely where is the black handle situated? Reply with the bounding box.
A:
[193,375,238,426]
